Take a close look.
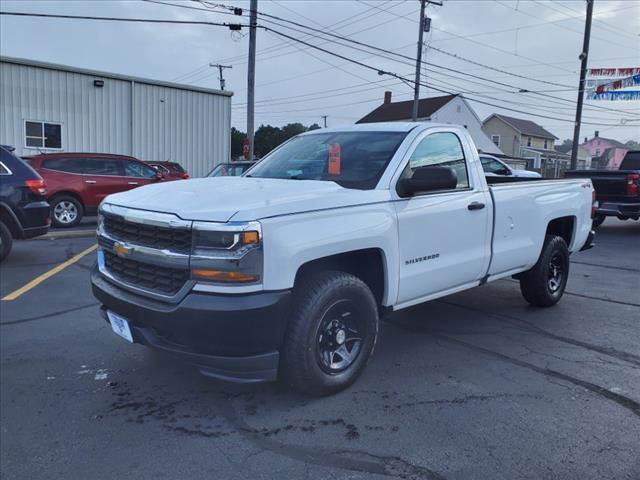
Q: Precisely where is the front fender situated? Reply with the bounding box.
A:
[261,202,399,306]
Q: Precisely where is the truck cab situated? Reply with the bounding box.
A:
[91,123,595,395]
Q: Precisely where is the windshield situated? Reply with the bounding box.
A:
[246,131,408,190]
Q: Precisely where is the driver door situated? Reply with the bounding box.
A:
[394,131,491,306]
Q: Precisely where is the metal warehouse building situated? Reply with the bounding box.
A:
[0,56,232,177]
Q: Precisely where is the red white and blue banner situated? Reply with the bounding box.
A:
[586,68,640,100]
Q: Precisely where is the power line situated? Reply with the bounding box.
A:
[0,10,247,27]
[260,26,636,127]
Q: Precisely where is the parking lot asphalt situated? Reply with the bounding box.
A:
[1,219,638,480]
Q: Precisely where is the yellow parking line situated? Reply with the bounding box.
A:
[2,244,97,301]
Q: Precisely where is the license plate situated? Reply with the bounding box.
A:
[107,310,134,343]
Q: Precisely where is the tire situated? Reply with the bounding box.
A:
[0,222,13,262]
[281,271,379,396]
[51,195,83,228]
[592,215,605,228]
[0,221,13,263]
[519,235,569,307]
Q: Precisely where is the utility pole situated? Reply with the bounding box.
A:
[247,0,258,160]
[210,63,232,90]
[412,0,440,122]
[570,0,594,170]
[322,115,328,128]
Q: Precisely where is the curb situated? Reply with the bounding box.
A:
[37,229,96,240]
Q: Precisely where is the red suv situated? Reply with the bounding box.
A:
[25,153,163,228]
[145,161,190,181]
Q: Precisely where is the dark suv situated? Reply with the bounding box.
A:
[0,146,50,261]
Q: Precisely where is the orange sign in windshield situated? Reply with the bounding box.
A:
[328,144,341,175]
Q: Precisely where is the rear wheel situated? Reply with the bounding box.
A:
[0,221,13,262]
[519,235,569,307]
[592,215,605,228]
[281,271,379,396]
[51,195,83,228]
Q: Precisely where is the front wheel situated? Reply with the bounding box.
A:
[0,221,13,262]
[519,235,569,307]
[281,271,379,396]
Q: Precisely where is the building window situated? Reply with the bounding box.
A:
[596,149,600,156]
[24,121,62,149]
[527,136,532,147]
[491,135,501,147]
[544,139,548,149]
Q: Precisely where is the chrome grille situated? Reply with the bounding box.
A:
[103,214,192,253]
[103,250,189,295]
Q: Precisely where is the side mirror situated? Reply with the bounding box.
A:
[499,167,511,176]
[154,171,164,180]
[398,166,458,197]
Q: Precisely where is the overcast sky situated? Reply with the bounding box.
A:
[1,0,639,142]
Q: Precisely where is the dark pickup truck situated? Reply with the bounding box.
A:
[565,150,640,227]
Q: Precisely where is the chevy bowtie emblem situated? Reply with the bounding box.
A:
[114,242,131,258]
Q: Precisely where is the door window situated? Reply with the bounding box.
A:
[42,158,85,174]
[124,161,157,178]
[480,156,508,174]
[408,132,469,188]
[84,158,121,176]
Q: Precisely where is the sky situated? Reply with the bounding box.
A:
[1,0,639,143]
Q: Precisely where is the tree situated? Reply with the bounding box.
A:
[251,122,321,157]
[561,138,573,147]
[230,127,246,159]
[308,123,321,131]
[625,140,640,149]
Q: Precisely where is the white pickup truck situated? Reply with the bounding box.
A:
[92,123,595,396]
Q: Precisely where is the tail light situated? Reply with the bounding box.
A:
[182,172,190,179]
[591,189,596,219]
[26,179,47,196]
[626,173,639,196]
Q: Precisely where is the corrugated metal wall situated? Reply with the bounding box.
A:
[132,82,231,177]
[0,59,231,177]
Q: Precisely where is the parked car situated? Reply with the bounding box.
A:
[145,161,189,180]
[207,161,256,177]
[25,153,163,228]
[92,123,595,396]
[480,154,541,178]
[0,145,50,261]
[565,150,640,227]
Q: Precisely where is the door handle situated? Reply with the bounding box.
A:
[84,180,96,184]
[468,202,485,211]
[128,182,139,185]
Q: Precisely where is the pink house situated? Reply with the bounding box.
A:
[581,131,629,169]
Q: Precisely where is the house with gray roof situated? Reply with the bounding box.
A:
[481,113,559,169]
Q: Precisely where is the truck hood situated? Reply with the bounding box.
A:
[104,177,389,223]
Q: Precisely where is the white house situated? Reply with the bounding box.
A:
[356,92,503,155]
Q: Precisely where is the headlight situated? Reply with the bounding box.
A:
[191,221,263,284]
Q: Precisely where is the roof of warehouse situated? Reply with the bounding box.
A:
[0,56,233,97]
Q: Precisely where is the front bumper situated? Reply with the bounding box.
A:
[91,267,291,383]
[596,201,640,219]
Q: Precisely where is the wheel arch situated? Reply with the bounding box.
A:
[545,216,576,247]
[293,248,389,309]
[0,202,23,238]
[49,191,85,213]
